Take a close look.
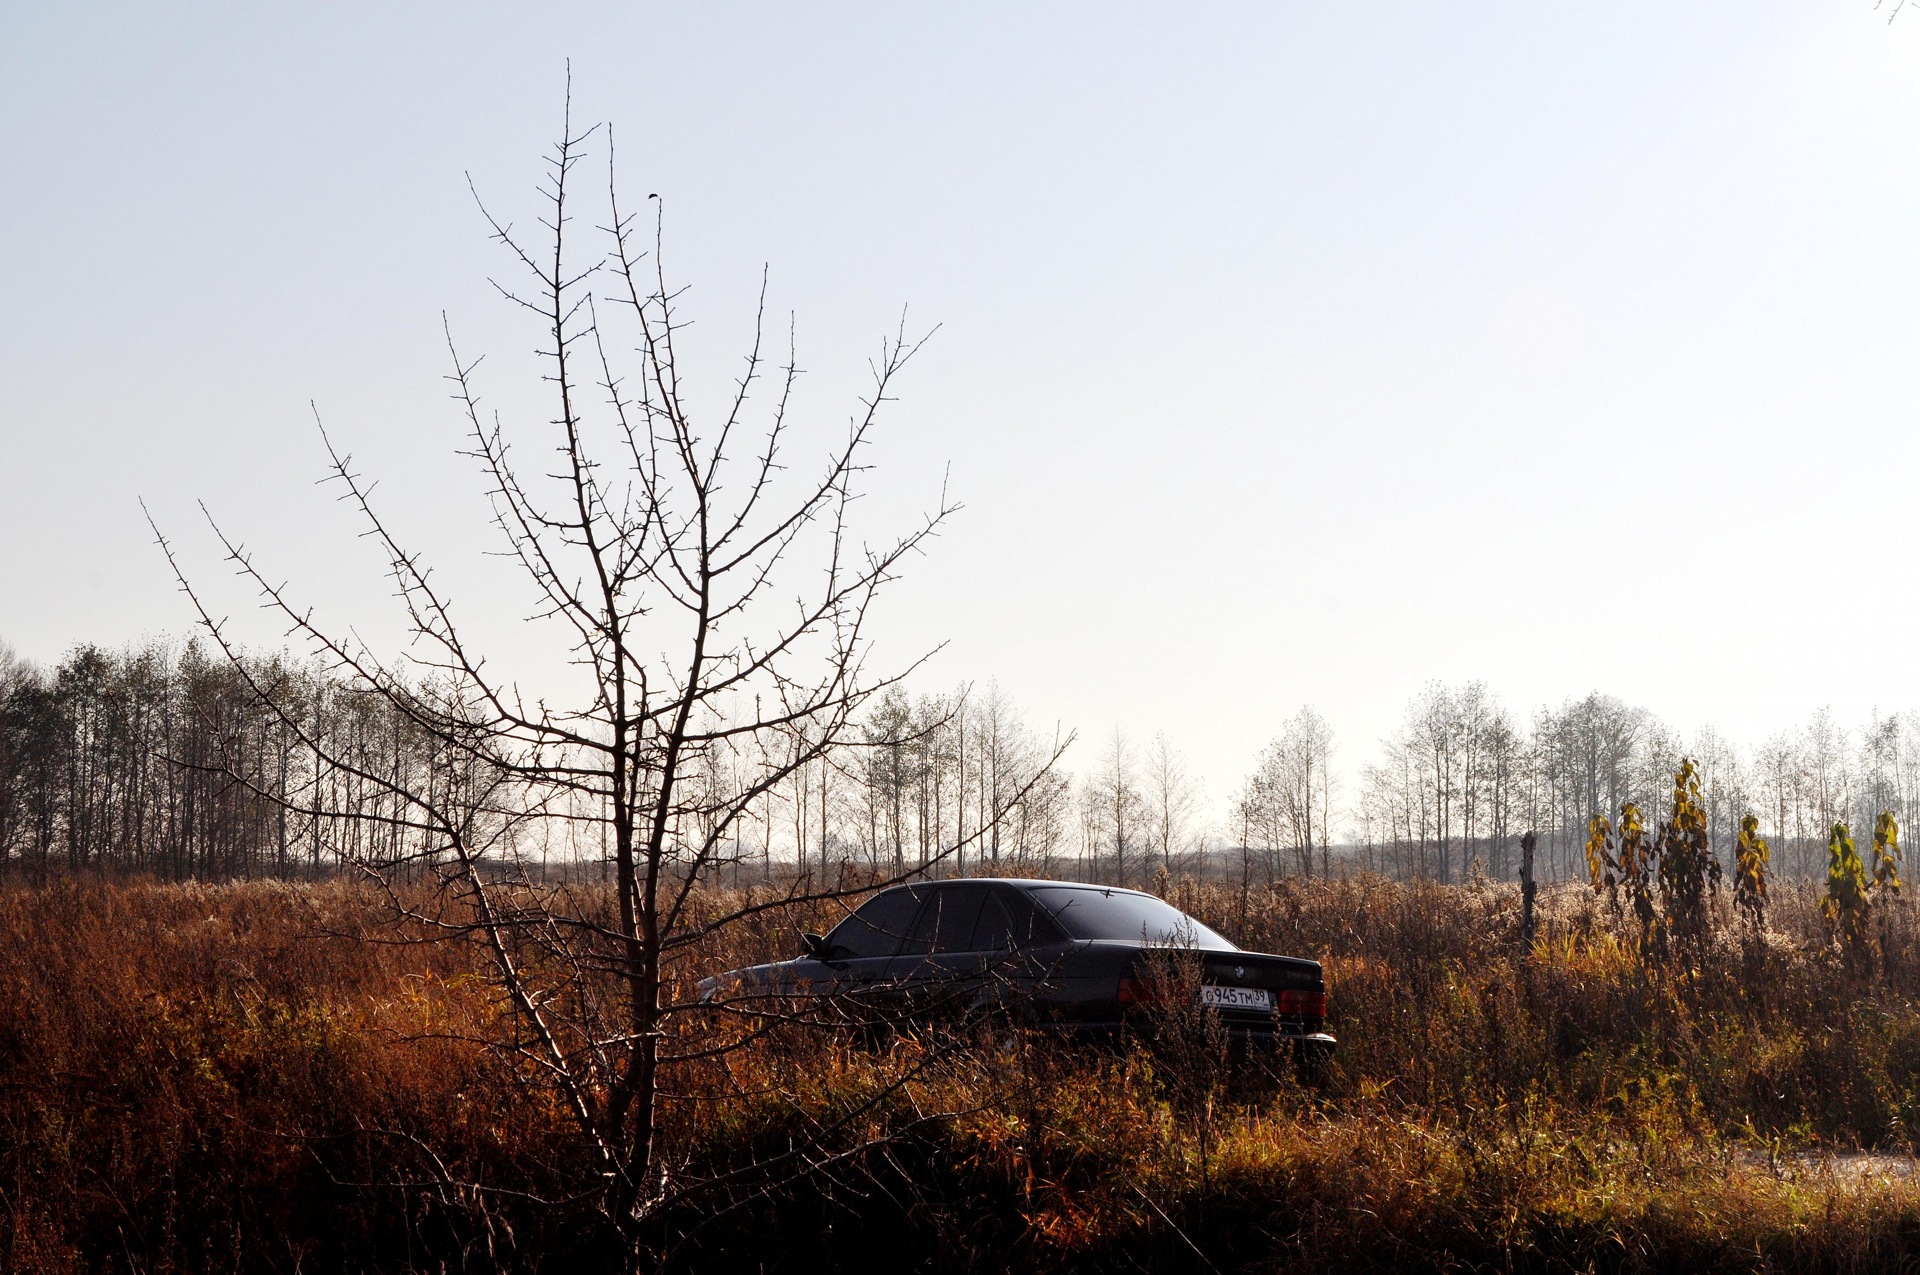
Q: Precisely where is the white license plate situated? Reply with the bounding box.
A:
[1199,985,1271,1011]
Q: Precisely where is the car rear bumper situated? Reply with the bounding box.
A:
[1289,1031,1337,1061]
[1029,1017,1335,1052]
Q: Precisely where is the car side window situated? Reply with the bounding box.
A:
[969,893,1017,952]
[972,889,1064,951]
[899,885,989,955]
[823,888,924,960]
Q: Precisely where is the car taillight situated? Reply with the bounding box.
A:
[1278,989,1327,1018]
[1117,974,1162,1005]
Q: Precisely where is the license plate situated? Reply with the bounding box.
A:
[1199,985,1271,1011]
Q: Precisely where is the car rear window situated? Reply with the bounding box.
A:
[1029,887,1235,949]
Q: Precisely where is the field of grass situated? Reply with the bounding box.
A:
[8,873,1920,1272]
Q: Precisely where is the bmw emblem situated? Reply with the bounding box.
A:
[1233,965,1245,980]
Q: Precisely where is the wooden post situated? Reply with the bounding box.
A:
[1520,830,1538,954]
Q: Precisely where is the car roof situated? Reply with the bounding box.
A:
[887,878,1153,897]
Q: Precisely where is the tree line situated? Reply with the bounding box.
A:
[4,641,1915,886]
[0,640,436,881]
[1344,682,1920,887]
[0,640,1079,883]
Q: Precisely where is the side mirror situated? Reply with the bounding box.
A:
[801,932,829,960]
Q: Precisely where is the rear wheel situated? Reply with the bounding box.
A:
[1293,1037,1335,1086]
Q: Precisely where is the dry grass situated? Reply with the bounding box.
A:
[9,874,1920,1271]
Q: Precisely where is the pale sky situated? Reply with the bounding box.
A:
[5,4,1920,816]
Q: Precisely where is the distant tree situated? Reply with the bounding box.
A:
[1086,728,1144,884]
[1409,685,1462,883]
[1754,732,1807,879]
[1252,707,1335,878]
[1143,731,1198,876]
[1479,706,1523,878]
[0,646,58,882]
[860,687,918,870]
[1689,725,1747,867]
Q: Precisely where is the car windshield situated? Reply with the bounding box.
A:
[1029,887,1235,949]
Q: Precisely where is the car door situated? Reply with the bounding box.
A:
[885,883,991,1020]
[971,887,1071,1017]
[813,887,927,1020]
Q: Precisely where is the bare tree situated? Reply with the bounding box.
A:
[858,686,917,870]
[151,101,1062,1262]
[1085,728,1144,884]
[1241,708,1335,880]
[1281,708,1336,878]
[1142,731,1198,877]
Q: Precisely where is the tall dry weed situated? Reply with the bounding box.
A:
[12,873,1920,1270]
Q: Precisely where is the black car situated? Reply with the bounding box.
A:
[700,878,1334,1063]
